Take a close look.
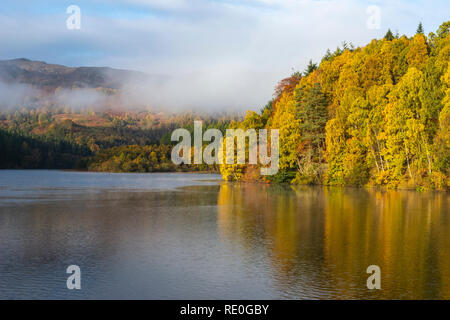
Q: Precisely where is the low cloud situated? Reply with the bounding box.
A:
[121,66,276,111]
[0,81,110,111]
[53,88,109,109]
[0,81,38,108]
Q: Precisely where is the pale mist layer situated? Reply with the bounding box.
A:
[0,64,276,113]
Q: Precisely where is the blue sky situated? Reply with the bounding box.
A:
[0,0,448,109]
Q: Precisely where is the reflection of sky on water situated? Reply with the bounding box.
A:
[0,170,221,205]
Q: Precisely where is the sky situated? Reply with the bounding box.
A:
[0,0,448,110]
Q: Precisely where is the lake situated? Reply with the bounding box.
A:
[0,170,448,299]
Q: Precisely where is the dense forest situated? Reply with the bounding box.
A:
[0,110,235,172]
[0,129,91,169]
[221,22,450,190]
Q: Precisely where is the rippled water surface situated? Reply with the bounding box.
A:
[0,170,448,299]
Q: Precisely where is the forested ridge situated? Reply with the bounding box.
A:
[0,110,235,172]
[0,129,91,169]
[221,22,450,190]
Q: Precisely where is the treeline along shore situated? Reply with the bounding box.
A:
[1,22,449,190]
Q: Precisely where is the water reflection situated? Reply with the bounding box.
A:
[217,183,450,299]
[0,171,448,299]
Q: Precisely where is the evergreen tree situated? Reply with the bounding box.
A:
[303,60,318,76]
[296,83,328,150]
[384,29,394,41]
[416,22,424,35]
[322,49,332,62]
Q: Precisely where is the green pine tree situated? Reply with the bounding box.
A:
[384,29,394,41]
[323,49,332,61]
[303,60,318,76]
[416,22,424,34]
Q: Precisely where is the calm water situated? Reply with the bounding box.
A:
[0,170,448,299]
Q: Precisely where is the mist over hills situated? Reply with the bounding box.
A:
[0,59,237,171]
[0,58,266,112]
[0,58,152,90]
[0,58,178,111]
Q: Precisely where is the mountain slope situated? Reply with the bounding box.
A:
[0,58,151,90]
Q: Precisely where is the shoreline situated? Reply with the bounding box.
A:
[0,169,447,192]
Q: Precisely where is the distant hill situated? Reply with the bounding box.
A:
[0,58,154,91]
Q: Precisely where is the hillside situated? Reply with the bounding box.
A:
[220,22,450,190]
[0,107,237,171]
[0,58,150,91]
